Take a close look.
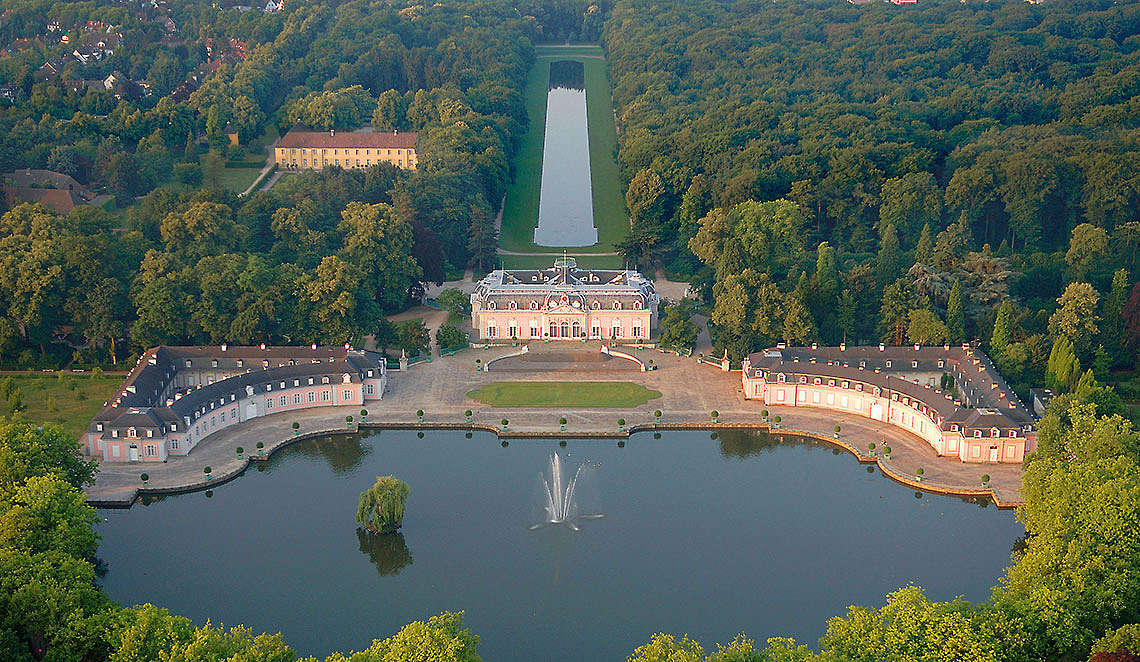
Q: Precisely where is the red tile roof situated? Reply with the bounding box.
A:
[278,128,417,150]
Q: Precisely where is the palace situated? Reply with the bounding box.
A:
[85,345,386,462]
[742,343,1037,463]
[274,128,418,171]
[471,258,660,342]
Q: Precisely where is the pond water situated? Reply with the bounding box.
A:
[96,430,1022,661]
[534,60,598,247]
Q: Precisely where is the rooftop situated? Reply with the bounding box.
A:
[277,128,417,150]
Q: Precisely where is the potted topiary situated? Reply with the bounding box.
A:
[868,442,876,456]
[617,440,626,448]
[465,409,473,423]
[981,473,991,488]
[256,441,265,456]
[761,409,769,423]
[883,445,892,460]
[916,467,924,482]
[416,409,424,423]
[711,410,719,423]
[580,332,587,343]
[559,417,567,431]
[140,473,149,486]
[475,359,482,371]
[647,359,654,370]
[501,418,509,431]
[346,415,354,429]
[834,425,841,439]
[654,409,662,423]
[772,415,781,429]
[511,334,518,347]
[292,421,300,436]
[236,446,244,458]
[204,466,212,480]
[559,440,567,447]
[360,409,368,422]
[618,418,626,431]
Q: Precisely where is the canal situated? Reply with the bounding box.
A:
[534,61,597,247]
[96,430,1022,660]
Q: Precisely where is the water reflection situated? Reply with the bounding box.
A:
[356,529,413,577]
[717,429,780,458]
[549,60,585,90]
[280,433,370,474]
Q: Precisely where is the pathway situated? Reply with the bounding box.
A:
[84,344,1023,508]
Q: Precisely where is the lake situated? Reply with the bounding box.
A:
[534,60,598,247]
[96,430,1022,660]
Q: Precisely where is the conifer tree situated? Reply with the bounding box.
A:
[947,280,965,344]
[183,130,196,160]
[914,222,934,265]
[1045,335,1081,391]
[875,225,900,288]
[990,300,1013,358]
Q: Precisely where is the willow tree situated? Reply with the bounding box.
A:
[356,476,410,534]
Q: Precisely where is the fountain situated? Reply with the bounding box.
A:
[531,452,603,531]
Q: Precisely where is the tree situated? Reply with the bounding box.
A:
[1065,223,1110,281]
[628,634,705,662]
[355,476,410,534]
[298,256,382,345]
[932,216,970,271]
[1091,624,1140,658]
[110,604,194,662]
[435,289,471,318]
[914,222,934,265]
[781,296,818,346]
[159,202,246,262]
[626,168,668,234]
[435,324,465,350]
[878,278,915,345]
[0,474,99,559]
[1100,269,1132,368]
[875,224,900,288]
[658,300,699,351]
[907,309,950,345]
[337,611,479,662]
[397,319,430,356]
[946,280,965,344]
[285,86,376,131]
[337,202,421,312]
[1049,282,1101,356]
[1046,335,1081,392]
[0,420,96,497]
[879,172,942,242]
[372,89,406,132]
[990,300,1014,359]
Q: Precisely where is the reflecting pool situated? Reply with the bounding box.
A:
[534,60,597,247]
[97,430,1022,661]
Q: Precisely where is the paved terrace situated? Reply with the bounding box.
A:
[85,343,1023,508]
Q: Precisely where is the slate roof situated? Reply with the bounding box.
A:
[473,262,659,308]
[277,128,417,150]
[745,344,1035,434]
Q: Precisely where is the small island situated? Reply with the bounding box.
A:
[356,475,410,534]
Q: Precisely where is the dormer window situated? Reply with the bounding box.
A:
[912,360,918,368]
[777,373,786,383]
[127,427,136,438]
[813,377,821,385]
[96,423,104,431]
[613,302,622,310]
[488,301,496,310]
[591,301,600,310]
[799,376,807,383]
[211,359,219,368]
[171,423,177,431]
[308,377,314,385]
[146,429,153,438]
[322,376,330,384]
[827,379,835,387]
[237,359,244,367]
[634,301,642,309]
[1008,430,1017,437]
[991,428,1000,437]
[885,360,892,368]
[974,430,982,437]
[185,359,192,367]
[530,301,539,309]
[937,360,944,368]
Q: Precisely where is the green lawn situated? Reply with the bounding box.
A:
[499,44,628,254]
[466,381,661,407]
[2,374,123,439]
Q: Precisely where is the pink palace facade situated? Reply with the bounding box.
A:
[84,345,386,462]
[742,343,1037,464]
[471,258,660,342]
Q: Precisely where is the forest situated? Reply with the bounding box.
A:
[606,0,1140,404]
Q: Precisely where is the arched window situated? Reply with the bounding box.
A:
[509,301,517,310]
[530,300,539,309]
[560,321,570,338]
[487,301,495,310]
[613,301,622,310]
[591,300,600,310]
[634,300,642,309]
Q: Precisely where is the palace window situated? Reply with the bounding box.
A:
[487,325,497,338]
[634,301,642,309]
[885,360,892,368]
[828,379,835,387]
[266,398,274,409]
[509,323,518,338]
[591,325,600,338]
[279,395,286,406]
[145,445,157,457]
[991,428,1000,437]
[842,381,849,389]
[1008,430,1017,437]
[488,301,495,309]
[974,430,982,437]
[591,301,600,310]
[127,427,137,438]
[170,439,179,450]
[632,325,641,338]
[813,377,821,385]
[343,390,352,400]
[308,392,316,403]
[293,394,302,405]
[856,383,863,391]
[365,384,374,395]
[613,302,622,310]
[530,301,539,309]
[509,301,517,310]
[321,390,330,402]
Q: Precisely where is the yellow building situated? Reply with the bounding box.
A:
[274,128,418,171]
